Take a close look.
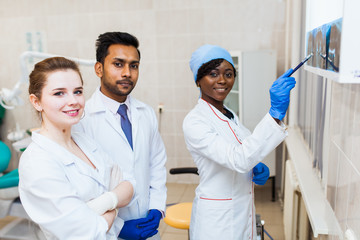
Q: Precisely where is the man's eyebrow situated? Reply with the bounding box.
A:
[112,58,139,64]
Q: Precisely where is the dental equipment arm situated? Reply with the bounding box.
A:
[0,51,96,109]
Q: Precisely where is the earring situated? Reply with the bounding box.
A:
[38,111,43,124]
[81,110,85,120]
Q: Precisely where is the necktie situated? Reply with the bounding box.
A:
[117,104,133,149]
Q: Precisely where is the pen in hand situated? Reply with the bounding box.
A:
[289,53,313,77]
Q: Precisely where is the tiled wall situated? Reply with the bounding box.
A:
[0,0,287,183]
[327,83,360,238]
[294,77,360,238]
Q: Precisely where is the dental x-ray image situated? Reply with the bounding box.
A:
[327,18,342,72]
[305,18,342,72]
[306,31,314,67]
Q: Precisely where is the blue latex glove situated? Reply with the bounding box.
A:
[137,209,162,238]
[252,162,270,185]
[269,68,296,120]
[118,217,157,240]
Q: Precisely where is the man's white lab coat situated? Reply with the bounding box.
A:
[73,88,167,238]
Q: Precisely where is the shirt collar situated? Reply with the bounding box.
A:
[99,90,131,116]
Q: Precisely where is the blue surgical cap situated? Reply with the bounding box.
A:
[189,44,234,82]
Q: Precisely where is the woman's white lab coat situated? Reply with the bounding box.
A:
[73,88,167,239]
[183,99,287,240]
[19,131,123,240]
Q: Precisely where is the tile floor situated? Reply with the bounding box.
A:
[0,181,284,240]
[159,181,285,240]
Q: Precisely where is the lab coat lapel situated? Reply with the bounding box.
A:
[104,109,134,150]
[104,109,124,137]
[89,88,129,144]
[31,131,74,165]
[71,134,107,188]
[68,153,106,189]
[129,97,141,151]
[32,131,107,188]
[199,99,244,144]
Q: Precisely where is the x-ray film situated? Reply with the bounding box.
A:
[305,18,342,72]
[327,18,342,72]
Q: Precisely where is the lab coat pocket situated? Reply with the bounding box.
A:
[194,197,233,239]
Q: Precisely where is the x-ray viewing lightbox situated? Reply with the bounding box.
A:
[305,0,360,83]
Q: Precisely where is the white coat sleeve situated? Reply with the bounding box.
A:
[93,139,137,233]
[19,153,109,240]
[108,162,137,209]
[147,108,167,212]
[183,112,287,173]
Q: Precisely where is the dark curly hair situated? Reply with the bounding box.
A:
[196,59,236,85]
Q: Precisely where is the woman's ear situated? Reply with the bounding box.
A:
[29,94,42,112]
[94,62,103,78]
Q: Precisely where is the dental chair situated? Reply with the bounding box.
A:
[0,141,44,239]
[0,140,19,209]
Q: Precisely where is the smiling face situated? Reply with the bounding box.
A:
[30,69,85,130]
[197,60,235,110]
[95,44,140,103]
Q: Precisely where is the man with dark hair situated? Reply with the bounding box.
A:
[74,32,167,240]
[95,32,141,64]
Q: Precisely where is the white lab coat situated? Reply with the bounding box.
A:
[183,99,287,240]
[19,131,122,240]
[73,88,167,239]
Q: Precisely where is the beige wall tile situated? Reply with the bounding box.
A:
[328,82,360,234]
[0,0,20,18]
[158,86,176,109]
[187,9,205,35]
[157,111,175,136]
[327,141,340,209]
[351,87,360,172]
[173,111,187,135]
[175,136,191,159]
[347,170,360,236]
[334,149,351,230]
[162,134,176,158]
[156,36,173,60]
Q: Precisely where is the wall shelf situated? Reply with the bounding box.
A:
[305,65,360,84]
[304,65,339,81]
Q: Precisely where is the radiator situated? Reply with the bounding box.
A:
[284,159,300,240]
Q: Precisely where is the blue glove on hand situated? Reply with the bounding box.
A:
[118,217,157,240]
[137,209,162,239]
[269,68,296,121]
[252,162,270,185]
